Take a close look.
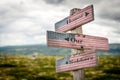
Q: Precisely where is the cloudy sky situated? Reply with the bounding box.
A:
[0,0,120,46]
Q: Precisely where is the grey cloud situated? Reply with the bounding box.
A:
[44,0,64,4]
[0,8,8,16]
[0,2,26,26]
[114,30,120,35]
[113,23,120,35]
[97,0,120,22]
[99,9,120,22]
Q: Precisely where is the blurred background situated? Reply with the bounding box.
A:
[0,0,120,80]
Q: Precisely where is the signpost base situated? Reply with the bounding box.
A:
[72,49,85,80]
[73,69,84,80]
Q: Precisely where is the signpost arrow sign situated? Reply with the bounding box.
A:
[56,51,98,73]
[55,5,94,32]
[47,31,109,51]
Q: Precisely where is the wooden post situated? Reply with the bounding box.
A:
[70,8,85,80]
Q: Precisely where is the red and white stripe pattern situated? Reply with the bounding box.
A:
[56,51,98,73]
[55,5,94,32]
[47,31,109,51]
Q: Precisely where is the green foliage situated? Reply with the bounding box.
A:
[85,56,120,80]
[0,55,119,80]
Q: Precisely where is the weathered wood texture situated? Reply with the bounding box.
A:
[70,8,84,80]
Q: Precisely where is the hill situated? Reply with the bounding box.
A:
[0,43,120,56]
[0,45,71,56]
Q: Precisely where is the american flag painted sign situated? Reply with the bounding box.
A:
[47,31,109,51]
[56,51,98,72]
[55,5,94,32]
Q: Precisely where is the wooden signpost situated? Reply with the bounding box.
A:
[47,31,109,51]
[46,4,109,80]
[55,5,94,32]
[56,51,98,73]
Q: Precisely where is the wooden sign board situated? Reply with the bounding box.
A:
[47,31,109,51]
[56,51,98,72]
[55,5,94,32]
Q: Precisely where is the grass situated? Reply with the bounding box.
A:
[0,54,120,80]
